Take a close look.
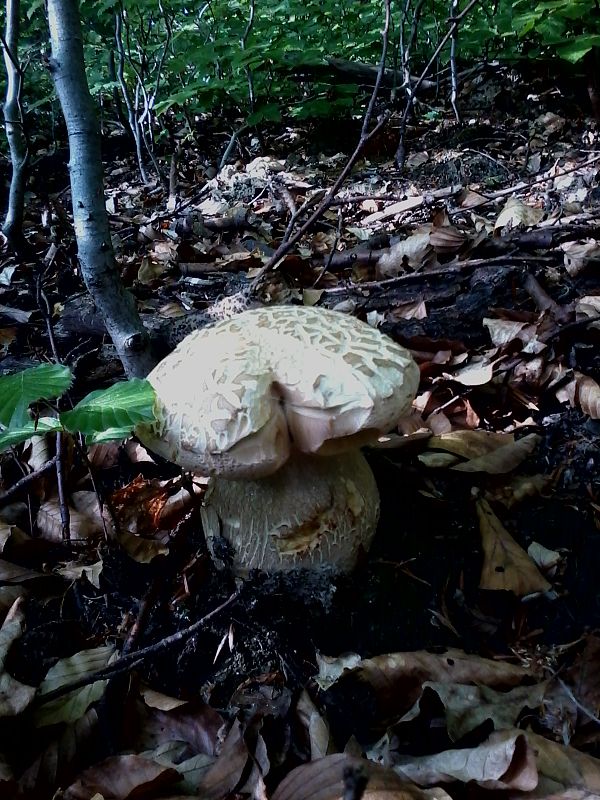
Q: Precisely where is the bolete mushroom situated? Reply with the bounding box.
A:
[136,305,419,573]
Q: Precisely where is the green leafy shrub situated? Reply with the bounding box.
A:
[0,364,156,452]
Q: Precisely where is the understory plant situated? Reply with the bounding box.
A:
[0,363,155,452]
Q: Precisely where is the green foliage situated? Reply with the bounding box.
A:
[0,365,156,452]
[8,0,600,146]
[0,364,72,428]
[508,0,600,62]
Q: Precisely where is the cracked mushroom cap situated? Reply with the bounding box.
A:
[137,305,419,478]
[201,450,380,573]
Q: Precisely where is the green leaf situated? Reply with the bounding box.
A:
[0,418,61,453]
[0,365,72,428]
[60,379,156,436]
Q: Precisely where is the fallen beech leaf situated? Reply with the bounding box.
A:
[297,689,333,760]
[561,239,600,277]
[488,474,549,508]
[135,698,223,756]
[18,708,99,794]
[402,680,548,740]
[494,197,544,230]
[37,495,107,545]
[450,359,494,386]
[562,635,600,728]
[576,373,600,419]
[0,598,36,716]
[477,498,552,595]
[196,720,267,800]
[452,433,541,474]
[0,558,46,583]
[321,649,533,736]
[272,753,437,800]
[141,687,188,711]
[393,730,537,791]
[64,754,178,800]
[377,229,432,278]
[55,561,103,589]
[418,452,460,469]
[142,743,214,794]
[518,730,600,798]
[35,645,116,727]
[528,542,562,575]
[483,318,536,346]
[428,431,514,460]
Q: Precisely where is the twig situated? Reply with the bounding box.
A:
[35,588,241,706]
[247,0,392,295]
[0,456,57,504]
[556,676,600,727]
[395,0,481,167]
[37,279,70,542]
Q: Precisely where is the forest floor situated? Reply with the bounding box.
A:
[0,64,599,799]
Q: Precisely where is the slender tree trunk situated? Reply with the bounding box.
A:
[2,0,29,246]
[46,0,156,378]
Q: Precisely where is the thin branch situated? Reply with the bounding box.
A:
[35,589,241,706]
[247,0,392,295]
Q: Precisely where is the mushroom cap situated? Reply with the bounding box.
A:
[137,305,419,478]
[201,451,380,573]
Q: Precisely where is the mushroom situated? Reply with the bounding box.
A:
[136,305,419,573]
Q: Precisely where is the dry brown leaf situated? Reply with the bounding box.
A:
[87,442,121,469]
[428,431,514,460]
[575,373,600,419]
[272,754,437,800]
[494,197,545,230]
[377,230,432,278]
[402,680,548,740]
[389,301,428,321]
[393,730,537,791]
[134,698,223,756]
[489,473,550,508]
[0,558,45,583]
[296,690,333,760]
[429,226,467,254]
[511,730,600,799]
[477,498,552,595]
[0,598,36,716]
[321,649,533,731]
[141,687,189,711]
[563,635,600,728]
[452,433,541,474]
[18,708,99,795]
[418,452,460,469]
[64,754,179,800]
[37,495,106,545]
[560,239,600,277]
[484,317,537,346]
[196,720,264,800]
[450,358,494,386]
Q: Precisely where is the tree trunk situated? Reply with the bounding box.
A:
[46,0,157,378]
[2,0,28,247]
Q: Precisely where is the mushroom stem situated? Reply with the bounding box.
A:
[201,450,380,574]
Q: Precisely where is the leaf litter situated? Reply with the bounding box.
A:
[0,69,599,799]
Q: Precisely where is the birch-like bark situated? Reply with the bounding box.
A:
[2,0,28,246]
[46,0,156,378]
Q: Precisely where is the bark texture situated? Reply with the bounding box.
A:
[47,0,156,377]
[2,0,28,245]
